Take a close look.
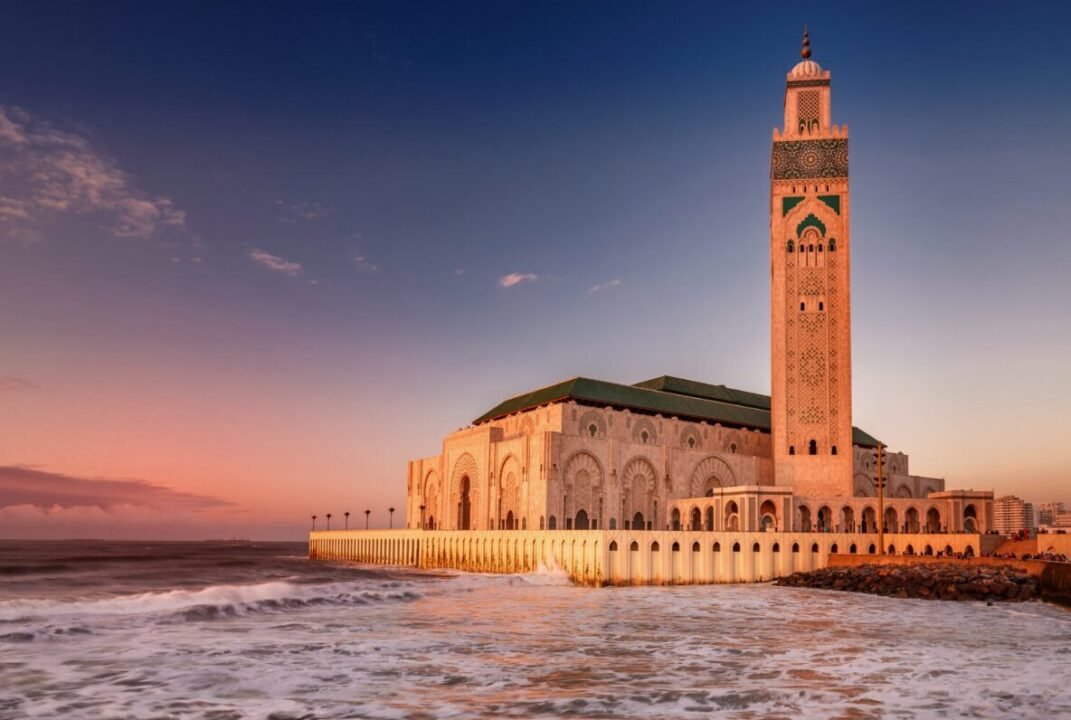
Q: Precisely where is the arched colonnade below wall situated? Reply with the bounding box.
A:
[308,530,997,586]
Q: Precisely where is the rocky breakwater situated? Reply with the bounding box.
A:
[777,562,1039,602]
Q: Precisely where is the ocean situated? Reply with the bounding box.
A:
[1,540,1069,719]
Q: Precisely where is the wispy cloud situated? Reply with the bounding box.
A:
[249,248,302,276]
[587,278,622,295]
[0,106,186,242]
[276,200,332,224]
[352,248,379,273]
[0,465,233,512]
[498,272,539,288]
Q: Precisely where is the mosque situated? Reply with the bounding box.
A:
[310,33,995,584]
[402,31,993,540]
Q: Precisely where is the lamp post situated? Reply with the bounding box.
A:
[364,509,371,530]
[311,514,317,530]
[419,504,426,530]
[389,507,395,529]
[344,511,350,530]
[326,513,332,531]
[877,442,886,555]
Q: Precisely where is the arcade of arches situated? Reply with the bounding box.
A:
[408,436,992,534]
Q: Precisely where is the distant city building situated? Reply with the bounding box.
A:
[994,496,1036,536]
[1038,501,1071,533]
[1038,502,1067,527]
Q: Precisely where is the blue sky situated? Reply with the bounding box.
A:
[1,2,1069,538]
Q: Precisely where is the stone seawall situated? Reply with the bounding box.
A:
[778,563,1039,601]
[309,529,987,586]
[779,554,1071,604]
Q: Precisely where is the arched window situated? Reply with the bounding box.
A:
[548,515,557,530]
[732,542,741,552]
[818,301,824,311]
[789,445,795,455]
[787,240,795,253]
[809,244,814,252]
[713,542,721,552]
[671,541,680,552]
[692,541,700,552]
[791,543,799,553]
[640,430,649,443]
[831,445,838,455]
[588,424,597,437]
[752,542,761,552]
[811,543,819,553]
[800,302,806,311]
[809,439,817,455]
[772,543,781,553]
[630,541,639,551]
[688,437,696,448]
[829,239,837,251]
[651,541,660,552]
[830,543,839,554]
[539,516,545,530]
[818,244,823,252]
[609,541,618,551]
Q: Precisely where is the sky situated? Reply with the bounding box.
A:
[1,2,1069,540]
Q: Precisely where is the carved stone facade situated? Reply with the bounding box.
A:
[407,401,776,533]
[406,397,992,534]
[770,52,854,499]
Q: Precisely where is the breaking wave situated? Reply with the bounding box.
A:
[0,578,422,627]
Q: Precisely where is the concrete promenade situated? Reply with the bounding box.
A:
[308,529,997,586]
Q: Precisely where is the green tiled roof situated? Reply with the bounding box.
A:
[473,374,881,448]
[633,376,771,410]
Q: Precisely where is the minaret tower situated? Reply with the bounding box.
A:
[770,28,853,497]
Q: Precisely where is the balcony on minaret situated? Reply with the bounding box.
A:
[772,125,847,141]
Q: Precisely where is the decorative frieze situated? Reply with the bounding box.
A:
[771,139,849,180]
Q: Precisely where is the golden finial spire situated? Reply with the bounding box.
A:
[801,25,811,59]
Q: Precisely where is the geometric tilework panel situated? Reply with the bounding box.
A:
[771,139,849,180]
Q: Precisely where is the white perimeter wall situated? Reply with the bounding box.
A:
[308,530,992,586]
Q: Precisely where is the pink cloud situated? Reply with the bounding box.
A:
[498,272,539,288]
[249,248,302,276]
[0,465,233,512]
